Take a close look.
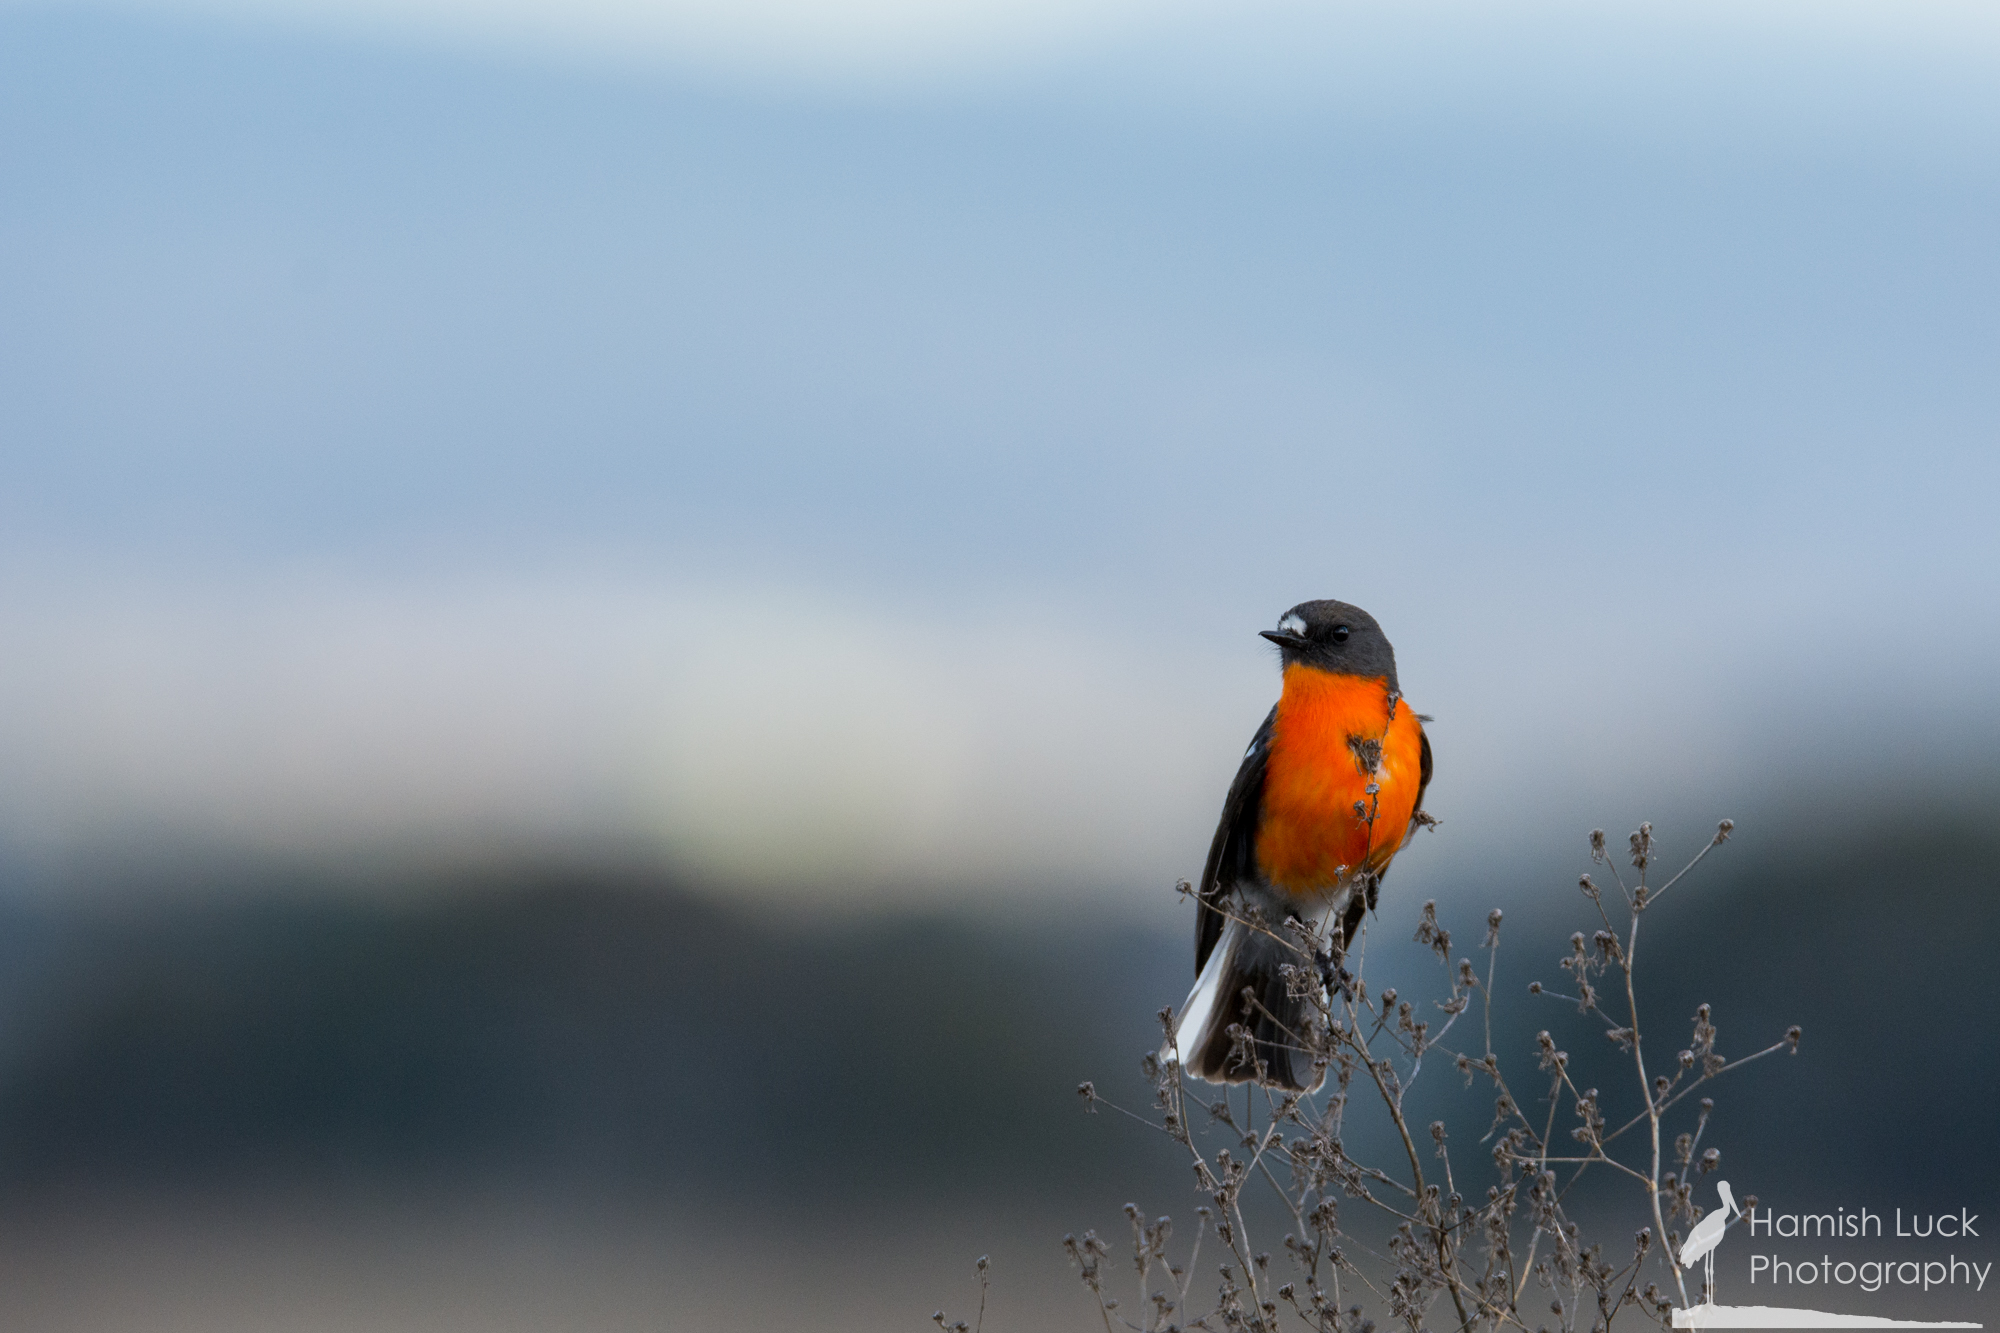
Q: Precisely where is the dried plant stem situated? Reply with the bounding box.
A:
[1622,906,1686,1309]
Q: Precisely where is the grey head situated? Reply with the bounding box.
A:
[1260,599,1400,689]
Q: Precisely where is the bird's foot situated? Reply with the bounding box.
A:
[1313,948,1355,1003]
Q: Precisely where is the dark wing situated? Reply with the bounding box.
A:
[1412,722,1433,830]
[1194,704,1276,974]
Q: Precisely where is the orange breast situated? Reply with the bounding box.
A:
[1255,665,1424,898]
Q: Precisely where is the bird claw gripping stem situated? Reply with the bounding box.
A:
[1314,947,1355,1003]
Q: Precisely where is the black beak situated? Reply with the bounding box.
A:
[1260,629,1308,649]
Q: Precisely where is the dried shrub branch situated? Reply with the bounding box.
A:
[1060,820,1801,1333]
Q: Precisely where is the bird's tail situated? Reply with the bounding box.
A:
[1163,914,1325,1092]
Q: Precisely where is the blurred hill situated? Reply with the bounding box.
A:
[1368,797,2000,1218]
[0,797,1990,1213]
[1629,797,2000,1201]
[0,868,1193,1207]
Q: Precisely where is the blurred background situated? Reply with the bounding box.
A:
[1,0,1997,1326]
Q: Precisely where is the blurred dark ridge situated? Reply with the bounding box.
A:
[0,869,1184,1203]
[0,800,1989,1214]
[1627,801,2000,1202]
[1338,797,2000,1229]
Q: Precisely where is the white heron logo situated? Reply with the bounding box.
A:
[1681,1180,1741,1304]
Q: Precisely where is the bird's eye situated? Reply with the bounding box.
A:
[1278,612,1308,637]
[1331,624,1351,643]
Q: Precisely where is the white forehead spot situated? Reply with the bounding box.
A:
[1278,612,1307,636]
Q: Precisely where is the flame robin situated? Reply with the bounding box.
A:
[1167,599,1432,1091]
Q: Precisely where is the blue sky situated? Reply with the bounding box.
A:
[2,1,1996,908]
